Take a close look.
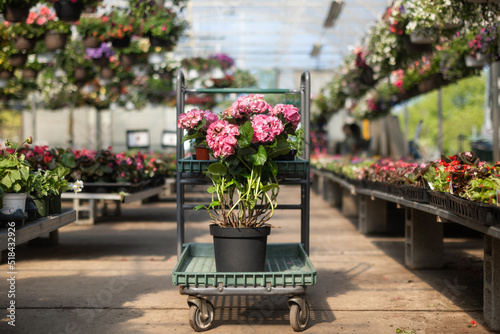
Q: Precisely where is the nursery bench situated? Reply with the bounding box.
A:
[0,209,76,263]
[62,185,165,225]
[311,167,500,331]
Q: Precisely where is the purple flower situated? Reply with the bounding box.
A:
[86,43,115,59]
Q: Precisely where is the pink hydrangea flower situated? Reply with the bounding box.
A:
[270,104,301,130]
[225,94,271,118]
[251,114,284,143]
[206,120,240,158]
[177,109,217,130]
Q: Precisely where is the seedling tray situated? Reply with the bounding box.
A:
[172,242,316,288]
[177,157,309,175]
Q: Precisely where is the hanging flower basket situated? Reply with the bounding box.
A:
[44,31,69,50]
[119,53,139,67]
[100,66,115,79]
[120,77,133,87]
[92,56,110,67]
[465,53,488,68]
[2,4,30,22]
[9,53,28,67]
[402,34,433,54]
[0,70,14,80]
[74,67,89,81]
[147,52,165,65]
[409,31,434,45]
[21,68,38,79]
[110,36,131,48]
[37,51,57,64]
[13,35,38,52]
[148,35,173,49]
[82,36,101,48]
[417,74,444,94]
[54,0,84,22]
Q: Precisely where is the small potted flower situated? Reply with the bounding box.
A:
[0,137,33,218]
[177,108,219,160]
[43,165,71,214]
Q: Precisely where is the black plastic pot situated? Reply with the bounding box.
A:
[54,0,83,22]
[49,194,62,214]
[209,224,270,272]
[32,196,49,218]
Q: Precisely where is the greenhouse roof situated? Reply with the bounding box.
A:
[172,0,391,71]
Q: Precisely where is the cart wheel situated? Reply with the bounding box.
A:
[289,299,310,332]
[188,299,214,332]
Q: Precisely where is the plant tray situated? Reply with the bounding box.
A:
[429,191,495,226]
[177,157,309,175]
[400,185,429,203]
[172,242,316,288]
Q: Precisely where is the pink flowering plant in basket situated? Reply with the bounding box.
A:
[178,94,301,228]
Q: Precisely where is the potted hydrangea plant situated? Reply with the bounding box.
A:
[178,94,302,272]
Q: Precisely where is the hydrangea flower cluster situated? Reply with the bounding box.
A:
[270,104,301,130]
[224,94,271,118]
[177,108,217,130]
[251,114,284,143]
[178,95,301,159]
[206,120,240,158]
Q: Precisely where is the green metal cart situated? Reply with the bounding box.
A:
[172,70,316,331]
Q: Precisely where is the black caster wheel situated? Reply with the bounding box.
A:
[188,299,214,332]
[289,299,310,331]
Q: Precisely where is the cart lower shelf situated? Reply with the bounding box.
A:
[173,242,316,291]
[173,242,316,332]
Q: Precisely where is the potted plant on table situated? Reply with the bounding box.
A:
[179,94,302,272]
[0,137,33,218]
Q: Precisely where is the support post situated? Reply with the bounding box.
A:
[405,208,443,269]
[484,235,500,331]
[358,195,387,234]
[492,62,499,162]
[341,188,358,218]
[323,179,342,207]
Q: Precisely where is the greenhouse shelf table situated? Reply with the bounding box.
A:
[61,185,165,225]
[0,209,76,262]
[311,167,500,331]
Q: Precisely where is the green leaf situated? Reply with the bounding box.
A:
[207,162,227,176]
[207,186,217,194]
[208,200,220,208]
[251,145,267,166]
[261,183,279,193]
[181,132,204,143]
[237,121,253,147]
[248,198,257,210]
[194,204,206,210]
[267,137,291,158]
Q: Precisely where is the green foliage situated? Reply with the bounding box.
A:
[75,16,107,40]
[399,74,485,156]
